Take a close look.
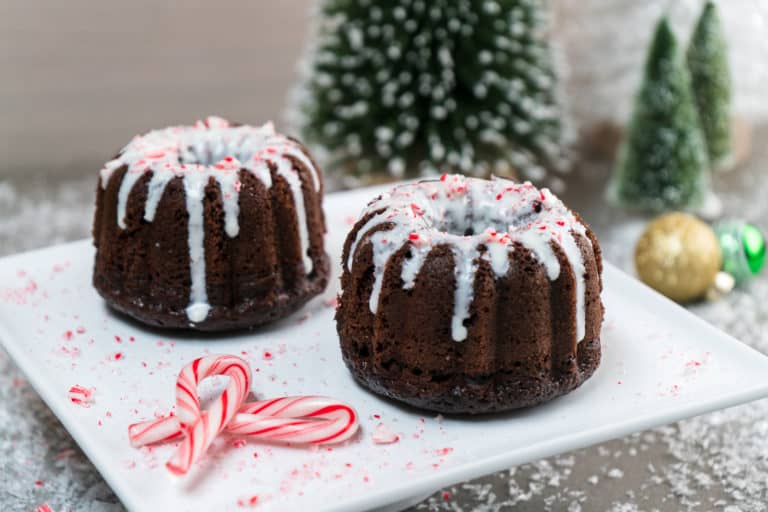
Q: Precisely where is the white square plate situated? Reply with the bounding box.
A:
[1,185,768,512]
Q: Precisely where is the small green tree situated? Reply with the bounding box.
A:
[609,17,709,211]
[295,0,567,185]
[687,0,732,171]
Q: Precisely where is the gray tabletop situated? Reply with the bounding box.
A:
[1,130,767,511]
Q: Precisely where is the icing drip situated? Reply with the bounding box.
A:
[273,156,313,272]
[401,245,430,289]
[346,174,591,343]
[143,171,174,222]
[214,171,241,238]
[100,116,321,325]
[559,233,587,341]
[183,173,210,323]
[451,240,480,342]
[366,232,398,313]
[115,167,144,230]
[482,242,510,277]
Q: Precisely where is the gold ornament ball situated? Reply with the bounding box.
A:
[635,213,722,302]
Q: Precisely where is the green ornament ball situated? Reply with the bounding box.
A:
[714,220,766,285]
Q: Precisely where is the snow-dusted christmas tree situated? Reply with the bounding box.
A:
[554,0,768,141]
[293,0,568,186]
[609,17,709,212]
[687,1,732,171]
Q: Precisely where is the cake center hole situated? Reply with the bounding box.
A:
[437,209,511,237]
[180,133,256,166]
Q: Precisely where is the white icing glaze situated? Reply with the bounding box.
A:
[100,116,321,325]
[451,239,480,342]
[183,172,210,323]
[346,174,591,342]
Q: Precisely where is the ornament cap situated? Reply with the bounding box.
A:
[705,271,736,302]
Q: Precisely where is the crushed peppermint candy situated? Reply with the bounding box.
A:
[68,385,94,407]
[371,423,400,445]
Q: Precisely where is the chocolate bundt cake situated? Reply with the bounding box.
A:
[93,116,329,331]
[337,174,603,414]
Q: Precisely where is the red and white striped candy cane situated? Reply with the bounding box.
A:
[129,397,359,449]
[226,396,358,444]
[169,354,251,475]
[128,354,359,475]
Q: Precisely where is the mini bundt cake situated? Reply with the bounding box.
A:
[337,174,603,414]
[93,116,329,331]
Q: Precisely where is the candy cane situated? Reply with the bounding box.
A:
[171,354,251,475]
[128,355,359,475]
[227,396,359,445]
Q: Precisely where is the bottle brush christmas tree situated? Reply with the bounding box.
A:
[687,0,732,171]
[609,17,709,212]
[294,0,567,186]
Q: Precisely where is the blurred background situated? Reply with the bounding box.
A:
[2,1,316,178]
[2,0,767,180]
[3,1,768,511]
